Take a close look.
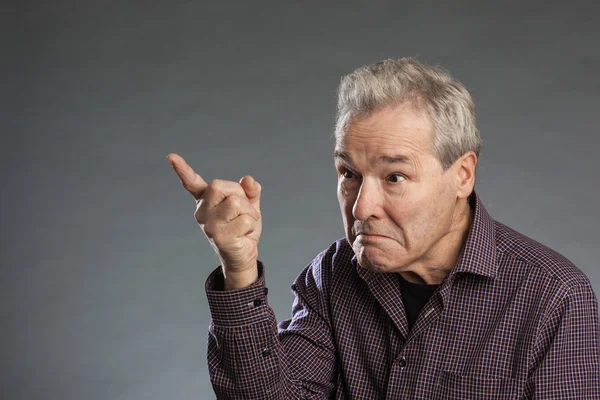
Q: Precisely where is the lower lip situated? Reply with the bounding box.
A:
[358,234,389,240]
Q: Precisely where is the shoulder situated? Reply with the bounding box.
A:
[494,220,591,291]
[294,238,355,292]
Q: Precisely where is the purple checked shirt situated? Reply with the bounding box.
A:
[205,192,600,399]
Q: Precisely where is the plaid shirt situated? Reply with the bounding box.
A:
[205,192,599,399]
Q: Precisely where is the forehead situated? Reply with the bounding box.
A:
[335,104,434,161]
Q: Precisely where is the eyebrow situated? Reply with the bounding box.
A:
[333,150,412,165]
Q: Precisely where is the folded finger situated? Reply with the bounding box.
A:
[221,213,258,239]
[198,180,248,212]
[215,195,260,223]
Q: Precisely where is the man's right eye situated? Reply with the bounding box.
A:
[340,168,355,179]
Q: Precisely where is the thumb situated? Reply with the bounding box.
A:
[239,175,261,212]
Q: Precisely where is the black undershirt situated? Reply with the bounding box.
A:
[398,274,439,332]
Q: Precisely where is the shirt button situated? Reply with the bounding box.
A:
[253,299,262,307]
[399,356,407,369]
[261,348,271,357]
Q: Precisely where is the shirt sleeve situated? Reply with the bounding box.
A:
[205,260,338,399]
[524,279,600,399]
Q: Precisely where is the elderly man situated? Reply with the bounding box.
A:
[167,58,599,399]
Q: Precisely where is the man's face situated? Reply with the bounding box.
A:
[335,103,461,274]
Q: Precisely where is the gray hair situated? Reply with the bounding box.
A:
[335,57,482,170]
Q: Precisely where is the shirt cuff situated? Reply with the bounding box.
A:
[205,261,270,327]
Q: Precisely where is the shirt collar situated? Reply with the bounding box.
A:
[451,190,497,279]
[351,190,498,280]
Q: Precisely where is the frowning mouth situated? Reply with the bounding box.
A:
[357,233,390,239]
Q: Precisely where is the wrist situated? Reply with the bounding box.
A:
[223,263,259,290]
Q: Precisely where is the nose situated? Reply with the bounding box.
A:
[352,178,383,221]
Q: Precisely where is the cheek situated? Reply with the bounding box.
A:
[405,197,449,241]
[338,186,354,214]
[386,197,415,224]
[338,189,356,233]
[386,198,434,242]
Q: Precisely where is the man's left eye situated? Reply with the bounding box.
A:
[387,174,405,183]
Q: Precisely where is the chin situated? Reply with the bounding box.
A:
[356,251,401,274]
[355,239,413,272]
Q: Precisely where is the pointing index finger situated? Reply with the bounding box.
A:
[167,153,207,200]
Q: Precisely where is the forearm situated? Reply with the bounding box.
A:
[205,263,335,399]
[208,309,306,399]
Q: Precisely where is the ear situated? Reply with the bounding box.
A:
[455,151,477,199]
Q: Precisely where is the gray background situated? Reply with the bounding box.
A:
[2,1,599,399]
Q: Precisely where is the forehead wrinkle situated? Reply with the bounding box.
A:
[339,104,433,150]
[377,154,412,165]
[335,128,423,165]
[334,148,419,172]
[335,107,432,172]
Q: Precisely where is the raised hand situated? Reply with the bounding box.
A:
[167,153,262,289]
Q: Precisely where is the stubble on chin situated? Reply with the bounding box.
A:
[353,239,405,274]
[356,254,388,273]
[352,242,377,272]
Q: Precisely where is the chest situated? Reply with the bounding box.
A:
[329,274,542,399]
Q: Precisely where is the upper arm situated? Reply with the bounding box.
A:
[524,280,600,399]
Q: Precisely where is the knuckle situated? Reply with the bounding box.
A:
[208,179,224,191]
[203,222,216,237]
[226,195,241,209]
[239,214,254,229]
[206,180,218,193]
[212,234,224,248]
